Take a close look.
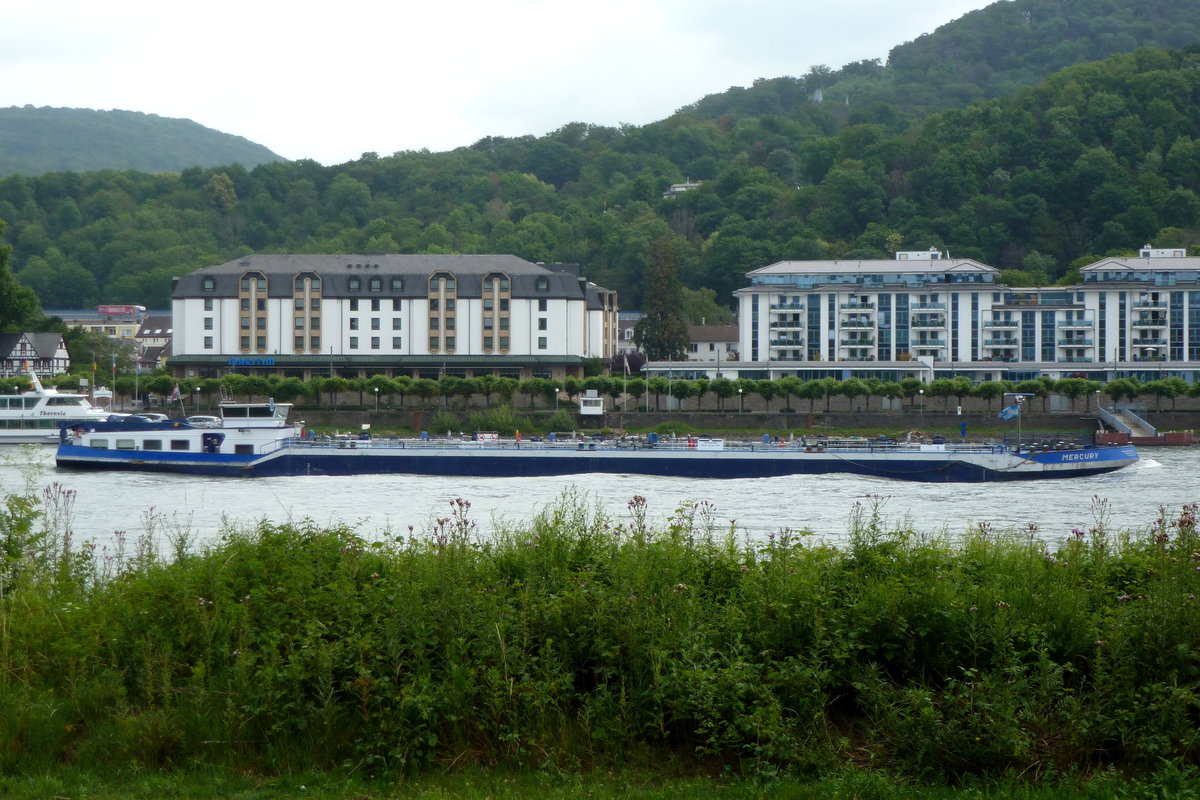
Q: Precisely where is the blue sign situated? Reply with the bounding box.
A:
[227,357,276,367]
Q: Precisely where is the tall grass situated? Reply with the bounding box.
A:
[1,482,1198,785]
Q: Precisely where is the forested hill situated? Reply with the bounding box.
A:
[2,4,1200,325]
[0,107,284,176]
[684,0,1199,121]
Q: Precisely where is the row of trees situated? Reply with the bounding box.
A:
[9,370,1197,415]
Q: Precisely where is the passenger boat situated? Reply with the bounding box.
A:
[54,400,1140,482]
[0,372,119,444]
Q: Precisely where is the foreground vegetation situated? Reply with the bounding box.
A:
[2,482,1199,795]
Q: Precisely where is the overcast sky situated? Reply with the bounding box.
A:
[2,0,997,166]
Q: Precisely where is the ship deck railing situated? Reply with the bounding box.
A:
[259,436,1025,457]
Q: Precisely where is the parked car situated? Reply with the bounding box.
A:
[132,413,170,423]
[185,415,222,428]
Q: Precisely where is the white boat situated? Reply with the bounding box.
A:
[0,372,120,444]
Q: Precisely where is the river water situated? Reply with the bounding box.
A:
[0,446,1195,551]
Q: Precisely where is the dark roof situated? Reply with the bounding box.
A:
[136,315,173,337]
[0,332,66,359]
[172,254,614,305]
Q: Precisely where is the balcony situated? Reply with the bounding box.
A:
[841,319,875,328]
[910,302,946,310]
[1056,339,1094,348]
[769,302,804,311]
[769,339,804,347]
[910,316,946,329]
[983,320,1019,328]
[1132,338,1168,346]
[769,319,804,329]
[1133,300,1168,309]
[1057,319,1094,329]
[840,337,875,346]
[1131,317,1167,328]
[983,338,1019,347]
[840,303,875,310]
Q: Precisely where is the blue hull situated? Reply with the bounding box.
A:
[55,443,1139,483]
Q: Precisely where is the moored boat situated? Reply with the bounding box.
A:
[54,400,1140,483]
[1,372,120,444]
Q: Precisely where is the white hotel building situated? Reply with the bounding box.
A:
[169,254,618,380]
[647,246,1200,383]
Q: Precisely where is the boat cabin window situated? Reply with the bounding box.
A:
[143,440,163,451]
[47,397,86,406]
[116,439,136,450]
[234,444,255,455]
[170,440,191,451]
[89,439,108,449]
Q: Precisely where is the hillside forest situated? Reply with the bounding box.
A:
[0,1,1199,330]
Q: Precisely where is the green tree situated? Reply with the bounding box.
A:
[633,238,689,361]
[0,221,42,332]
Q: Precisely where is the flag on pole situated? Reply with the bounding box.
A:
[169,384,181,402]
[998,402,1020,421]
[623,356,630,375]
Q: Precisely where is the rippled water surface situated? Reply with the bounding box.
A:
[1,445,1194,550]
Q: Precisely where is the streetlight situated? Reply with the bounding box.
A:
[918,388,924,414]
[738,387,744,414]
[373,386,379,412]
[554,387,560,411]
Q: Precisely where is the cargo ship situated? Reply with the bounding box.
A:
[54,401,1139,483]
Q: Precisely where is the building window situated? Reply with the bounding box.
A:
[204,317,213,330]
[446,299,456,311]
[241,298,250,311]
[240,317,250,330]
[445,318,455,330]
[538,298,547,311]
[392,336,402,348]
[538,318,547,330]
[499,336,509,349]
[202,277,215,292]
[204,336,213,349]
[392,298,402,311]
[371,337,380,349]
[429,336,439,350]
[369,277,382,292]
[348,277,361,291]
[256,317,266,330]
[484,336,493,348]
[500,299,509,311]
[256,336,266,350]
[349,318,359,330]
[240,336,250,350]
[429,318,439,331]
[392,318,402,330]
[371,318,380,330]
[484,298,494,311]
[204,298,213,310]
[445,336,455,349]
[349,337,359,349]
[371,298,380,311]
[294,317,304,329]
[311,298,320,310]
[484,318,494,330]
[311,317,320,330]
[390,277,403,291]
[430,298,439,311]
[538,337,547,349]
[310,336,320,349]
[295,336,304,349]
[536,277,549,292]
[294,298,304,310]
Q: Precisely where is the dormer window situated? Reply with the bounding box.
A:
[390,277,403,291]
[536,277,549,292]
[202,277,215,292]
[369,276,382,292]
[348,276,361,291]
